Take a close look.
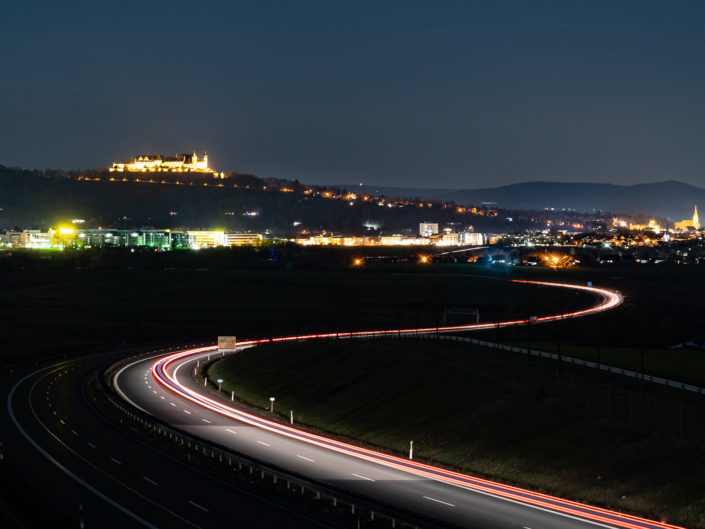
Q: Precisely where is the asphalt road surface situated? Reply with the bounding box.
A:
[113,344,678,529]
[3,350,336,529]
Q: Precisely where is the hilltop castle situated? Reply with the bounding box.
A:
[110,152,212,173]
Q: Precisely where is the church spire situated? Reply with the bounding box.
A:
[693,205,700,230]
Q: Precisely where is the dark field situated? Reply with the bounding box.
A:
[3,249,705,383]
[208,338,705,528]
[1,257,593,366]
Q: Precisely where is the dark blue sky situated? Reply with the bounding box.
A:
[3,1,705,188]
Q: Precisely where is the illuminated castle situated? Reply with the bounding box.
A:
[674,206,700,231]
[110,152,212,173]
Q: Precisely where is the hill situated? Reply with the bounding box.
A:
[354,181,702,219]
[0,165,574,234]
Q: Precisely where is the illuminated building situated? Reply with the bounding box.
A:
[419,222,439,237]
[437,233,459,246]
[22,230,51,248]
[674,206,700,231]
[2,228,263,250]
[49,226,77,248]
[225,233,263,246]
[187,231,225,248]
[628,219,662,234]
[110,152,212,173]
[459,232,485,246]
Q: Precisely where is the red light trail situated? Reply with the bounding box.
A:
[148,280,681,529]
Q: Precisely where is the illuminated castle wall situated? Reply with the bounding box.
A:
[110,152,212,173]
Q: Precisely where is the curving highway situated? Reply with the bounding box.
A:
[7,280,681,529]
[115,280,681,529]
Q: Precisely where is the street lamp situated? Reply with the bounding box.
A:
[269,397,275,413]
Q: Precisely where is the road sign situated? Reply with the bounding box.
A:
[218,336,237,350]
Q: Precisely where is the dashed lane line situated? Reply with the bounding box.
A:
[423,496,455,507]
[187,500,209,512]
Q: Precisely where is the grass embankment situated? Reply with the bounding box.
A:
[503,342,705,387]
[208,338,705,528]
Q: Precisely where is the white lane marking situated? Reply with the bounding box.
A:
[147,385,151,388]
[52,411,57,416]
[423,496,455,507]
[110,457,123,465]
[257,440,271,447]
[162,353,627,529]
[170,402,177,407]
[87,442,96,449]
[143,476,158,486]
[187,500,209,512]
[71,430,79,436]
[297,455,315,462]
[59,419,66,425]
[225,428,238,435]
[201,418,211,424]
[160,396,165,400]
[184,410,191,414]
[152,390,157,394]
[352,473,375,481]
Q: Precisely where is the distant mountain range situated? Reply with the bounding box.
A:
[352,181,702,220]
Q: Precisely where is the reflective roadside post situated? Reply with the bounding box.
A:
[290,410,294,424]
[270,397,275,413]
[409,440,414,460]
[217,378,223,391]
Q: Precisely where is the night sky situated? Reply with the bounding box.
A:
[3,1,705,189]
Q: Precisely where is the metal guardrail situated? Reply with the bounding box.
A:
[103,323,702,529]
[417,334,705,397]
[100,362,455,529]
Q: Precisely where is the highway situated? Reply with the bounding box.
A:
[3,350,335,528]
[5,280,681,528]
